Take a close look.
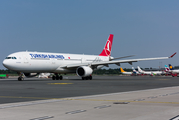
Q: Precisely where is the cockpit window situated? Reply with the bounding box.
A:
[5,57,11,59]
[5,57,17,59]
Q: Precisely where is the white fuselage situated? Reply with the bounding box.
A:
[140,70,163,75]
[3,51,109,73]
[121,72,132,75]
[137,66,164,75]
[170,69,179,73]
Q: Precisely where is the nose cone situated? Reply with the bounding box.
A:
[3,60,14,70]
[3,60,9,68]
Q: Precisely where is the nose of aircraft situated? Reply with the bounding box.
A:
[3,60,8,68]
[2,60,12,69]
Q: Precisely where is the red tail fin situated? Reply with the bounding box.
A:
[99,34,114,56]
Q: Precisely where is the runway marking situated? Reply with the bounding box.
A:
[157,79,170,80]
[47,83,73,85]
[30,116,54,120]
[0,96,179,105]
[0,96,55,100]
[70,98,179,104]
[66,110,86,114]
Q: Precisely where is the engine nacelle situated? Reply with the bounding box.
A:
[76,66,93,77]
[24,73,38,77]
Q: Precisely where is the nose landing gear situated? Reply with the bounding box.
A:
[18,76,24,81]
[18,72,24,81]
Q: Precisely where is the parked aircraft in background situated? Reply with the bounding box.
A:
[120,67,132,75]
[120,67,140,76]
[3,34,176,81]
[132,67,141,75]
[38,73,51,78]
[137,66,165,76]
[165,65,170,72]
[164,65,172,76]
[169,64,179,73]
[168,64,179,77]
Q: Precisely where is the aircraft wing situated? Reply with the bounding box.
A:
[61,53,176,68]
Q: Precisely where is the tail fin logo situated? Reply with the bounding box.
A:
[169,64,174,70]
[170,66,173,69]
[165,68,169,72]
[104,40,112,56]
[99,34,113,56]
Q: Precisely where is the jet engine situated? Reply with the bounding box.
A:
[24,73,38,77]
[76,66,93,77]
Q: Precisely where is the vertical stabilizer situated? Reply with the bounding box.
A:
[99,34,114,56]
[132,67,136,72]
[165,65,170,72]
[169,64,175,70]
[120,67,126,73]
[137,66,144,73]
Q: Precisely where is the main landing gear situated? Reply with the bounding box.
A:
[52,74,63,80]
[82,76,92,80]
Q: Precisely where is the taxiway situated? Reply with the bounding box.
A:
[0,76,179,120]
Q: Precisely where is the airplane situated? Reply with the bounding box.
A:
[38,73,51,78]
[120,67,132,75]
[120,67,140,76]
[2,34,176,81]
[165,65,170,72]
[132,67,141,75]
[168,64,179,77]
[137,66,165,76]
[169,64,179,73]
[164,65,172,76]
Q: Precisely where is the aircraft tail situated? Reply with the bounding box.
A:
[169,64,175,70]
[137,66,144,73]
[132,67,136,72]
[165,65,170,72]
[120,67,126,73]
[99,34,113,56]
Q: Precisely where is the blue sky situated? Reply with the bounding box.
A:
[0,0,179,69]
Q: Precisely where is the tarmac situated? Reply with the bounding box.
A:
[0,76,179,120]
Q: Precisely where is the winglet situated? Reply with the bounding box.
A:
[169,52,177,58]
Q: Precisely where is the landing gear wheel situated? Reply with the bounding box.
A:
[59,76,63,80]
[52,74,63,80]
[89,76,92,80]
[18,76,24,81]
[81,76,92,80]
[56,75,60,80]
[52,76,56,80]
[17,72,24,81]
